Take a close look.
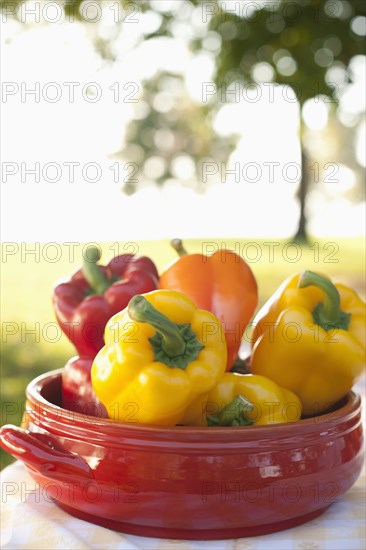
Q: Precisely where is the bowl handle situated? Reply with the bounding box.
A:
[0,425,93,483]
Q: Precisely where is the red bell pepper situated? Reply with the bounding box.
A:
[62,356,108,418]
[53,246,159,357]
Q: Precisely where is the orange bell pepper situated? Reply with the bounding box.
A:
[159,239,258,370]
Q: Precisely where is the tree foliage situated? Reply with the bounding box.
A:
[113,73,237,194]
[2,0,365,107]
[201,0,365,106]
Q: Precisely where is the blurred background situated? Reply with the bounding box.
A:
[1,0,365,467]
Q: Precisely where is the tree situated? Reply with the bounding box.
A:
[192,0,366,240]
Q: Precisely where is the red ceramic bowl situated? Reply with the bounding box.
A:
[0,369,364,540]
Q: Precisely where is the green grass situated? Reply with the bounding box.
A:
[1,238,365,469]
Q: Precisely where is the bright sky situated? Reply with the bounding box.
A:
[1,8,365,241]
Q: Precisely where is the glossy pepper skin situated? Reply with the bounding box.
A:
[62,356,108,418]
[251,271,366,416]
[182,373,301,426]
[91,290,227,426]
[159,239,258,371]
[53,246,159,357]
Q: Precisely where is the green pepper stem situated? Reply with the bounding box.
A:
[128,295,186,357]
[298,270,350,330]
[128,295,204,369]
[82,246,110,295]
[171,238,187,257]
[207,395,254,427]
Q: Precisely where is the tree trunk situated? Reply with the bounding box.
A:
[293,147,309,243]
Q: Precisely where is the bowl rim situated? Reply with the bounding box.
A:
[25,369,362,441]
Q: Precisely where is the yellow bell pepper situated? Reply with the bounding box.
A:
[91,290,227,426]
[182,372,302,426]
[251,271,366,416]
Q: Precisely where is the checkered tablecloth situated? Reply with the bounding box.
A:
[1,380,365,550]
